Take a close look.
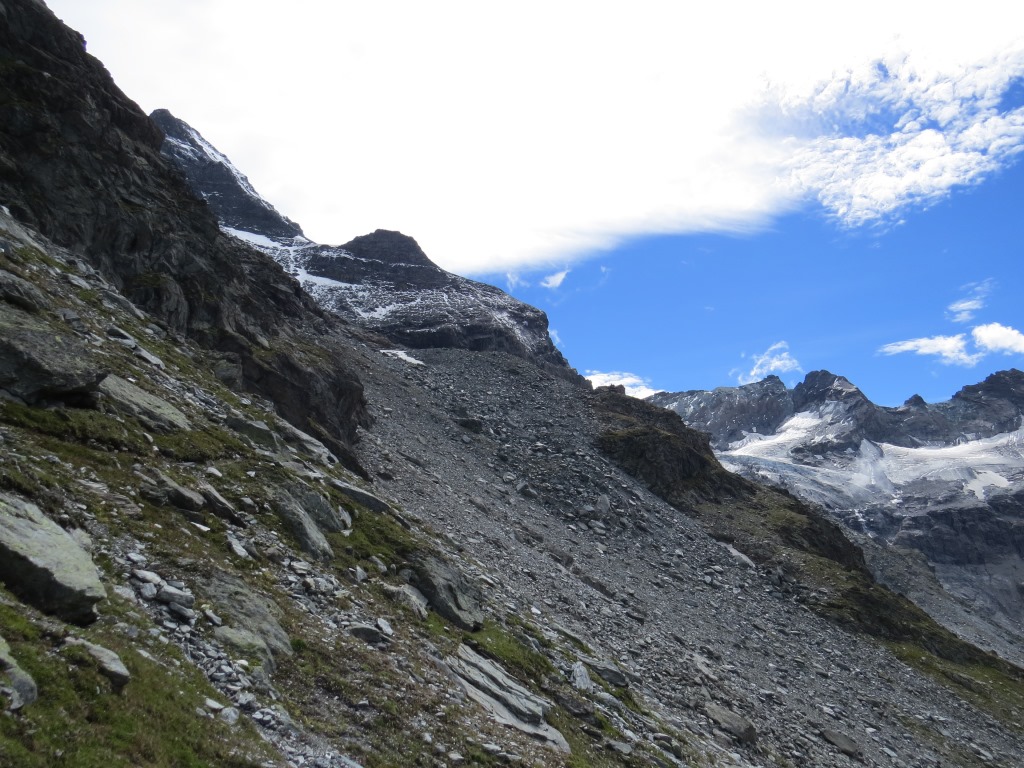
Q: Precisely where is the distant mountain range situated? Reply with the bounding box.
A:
[651,370,1024,652]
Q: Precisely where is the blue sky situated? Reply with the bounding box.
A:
[481,153,1024,405]
[45,2,1024,405]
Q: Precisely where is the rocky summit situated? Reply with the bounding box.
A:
[150,109,576,381]
[1,3,1024,767]
[651,370,1024,666]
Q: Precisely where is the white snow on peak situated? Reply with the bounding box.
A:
[184,125,262,202]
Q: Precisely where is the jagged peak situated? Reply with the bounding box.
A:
[337,229,436,269]
[792,369,865,411]
[149,108,304,240]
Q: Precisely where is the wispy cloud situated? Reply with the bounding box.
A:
[973,322,1024,355]
[737,341,802,384]
[506,272,529,290]
[549,328,562,347]
[585,370,659,399]
[540,269,570,289]
[879,334,983,366]
[782,56,1024,229]
[947,279,994,322]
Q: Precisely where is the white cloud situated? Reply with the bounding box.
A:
[540,269,569,289]
[878,334,983,366]
[46,2,1024,274]
[738,341,802,384]
[973,322,1024,355]
[586,371,660,399]
[549,328,562,347]
[946,279,994,322]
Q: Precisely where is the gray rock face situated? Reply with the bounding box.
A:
[411,555,485,631]
[204,572,292,663]
[649,375,794,449]
[447,644,569,752]
[704,702,757,744]
[0,492,106,624]
[654,368,1024,452]
[0,303,106,406]
[98,374,190,431]
[272,488,334,560]
[327,479,393,514]
[0,634,38,710]
[64,638,131,693]
[150,109,304,241]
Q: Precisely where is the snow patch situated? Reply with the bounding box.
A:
[381,349,425,366]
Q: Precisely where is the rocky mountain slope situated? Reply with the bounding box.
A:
[2,3,1024,767]
[651,371,1024,664]
[149,109,575,380]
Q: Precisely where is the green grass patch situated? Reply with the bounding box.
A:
[0,402,149,454]
[0,603,277,768]
[336,510,420,566]
[887,641,1024,734]
[153,427,247,462]
[466,621,555,684]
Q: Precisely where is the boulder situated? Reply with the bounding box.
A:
[447,644,569,752]
[213,626,276,673]
[350,623,388,645]
[411,555,484,631]
[98,374,190,432]
[580,656,629,688]
[140,469,206,512]
[284,482,350,533]
[225,416,280,450]
[64,638,131,693]
[0,634,38,710]
[275,419,337,465]
[327,478,393,513]
[704,703,757,744]
[381,583,429,620]
[205,572,292,665]
[196,482,245,526]
[272,488,334,560]
[0,492,106,624]
[822,728,863,759]
[0,304,105,405]
[0,268,47,313]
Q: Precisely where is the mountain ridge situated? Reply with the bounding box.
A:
[2,3,1024,766]
[652,368,1024,663]
[150,108,580,381]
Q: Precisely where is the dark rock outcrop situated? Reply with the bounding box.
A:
[0,0,368,468]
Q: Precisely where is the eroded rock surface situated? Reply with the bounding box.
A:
[0,492,106,624]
